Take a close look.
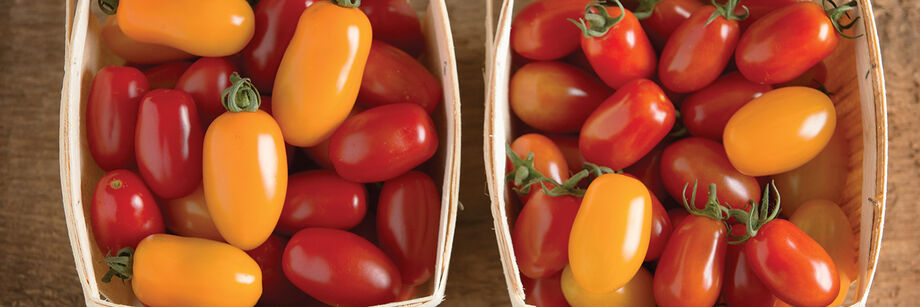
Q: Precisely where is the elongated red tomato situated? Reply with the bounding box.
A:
[744,219,840,307]
[175,57,237,124]
[576,3,656,88]
[378,171,441,286]
[242,0,317,93]
[276,170,367,235]
[644,193,672,261]
[624,144,669,203]
[653,215,726,307]
[637,0,704,47]
[681,72,773,140]
[523,273,571,307]
[247,235,321,307]
[724,226,783,307]
[135,89,204,199]
[329,103,438,183]
[735,2,841,84]
[512,133,571,185]
[284,228,401,306]
[510,61,611,133]
[91,170,164,253]
[658,4,742,93]
[358,40,442,113]
[549,135,586,172]
[580,79,675,170]
[569,174,651,293]
[511,0,587,61]
[513,190,580,279]
[660,137,761,210]
[735,0,802,28]
[360,0,425,57]
[86,66,149,171]
[143,60,191,90]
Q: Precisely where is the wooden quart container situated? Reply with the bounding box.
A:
[59,0,462,305]
[483,0,887,306]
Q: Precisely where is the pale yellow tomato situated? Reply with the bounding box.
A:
[789,199,858,280]
[773,127,848,216]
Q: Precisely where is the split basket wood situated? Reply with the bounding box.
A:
[483,0,888,306]
[59,0,462,305]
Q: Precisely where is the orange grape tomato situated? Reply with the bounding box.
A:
[789,199,858,280]
[203,109,287,250]
[162,185,223,242]
[114,0,255,57]
[772,127,848,216]
[561,265,655,307]
[272,1,372,147]
[132,234,261,307]
[511,133,571,184]
[723,87,836,176]
[100,17,193,65]
[568,174,651,293]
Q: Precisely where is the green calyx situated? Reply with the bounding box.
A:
[824,0,863,39]
[680,181,731,221]
[98,0,118,15]
[707,0,749,25]
[632,0,662,20]
[221,72,261,113]
[725,181,782,245]
[333,0,361,8]
[101,247,134,283]
[569,0,626,38]
[505,143,619,198]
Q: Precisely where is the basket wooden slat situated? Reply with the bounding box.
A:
[59,0,461,305]
[483,0,887,306]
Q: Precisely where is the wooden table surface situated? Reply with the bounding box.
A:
[0,1,917,306]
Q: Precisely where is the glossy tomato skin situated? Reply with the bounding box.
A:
[135,89,204,199]
[660,137,761,210]
[581,7,656,89]
[378,171,441,286]
[735,0,802,28]
[132,234,262,307]
[569,174,651,293]
[644,193,672,261]
[511,0,586,61]
[561,265,655,307]
[100,17,193,65]
[243,0,317,93]
[87,66,149,171]
[744,219,840,307]
[790,200,858,281]
[681,72,772,140]
[580,79,676,170]
[724,226,782,307]
[246,235,321,307]
[301,106,365,170]
[658,6,740,93]
[143,60,191,90]
[523,273,570,307]
[639,0,704,47]
[772,128,848,216]
[653,215,726,307]
[510,61,611,133]
[175,57,238,124]
[549,134,586,172]
[162,184,223,241]
[723,87,836,176]
[736,2,839,84]
[283,228,401,306]
[358,40,442,113]
[276,170,367,234]
[513,190,580,279]
[90,170,164,253]
[329,103,437,183]
[360,0,424,57]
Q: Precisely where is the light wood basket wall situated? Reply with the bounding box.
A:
[59,0,462,306]
[483,0,888,306]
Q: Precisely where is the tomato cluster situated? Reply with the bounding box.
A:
[87,0,443,306]
[506,0,859,306]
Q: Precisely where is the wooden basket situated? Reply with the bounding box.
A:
[483,0,887,306]
[59,0,462,305]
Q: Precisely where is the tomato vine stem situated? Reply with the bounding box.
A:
[632,0,662,20]
[823,0,863,39]
[101,247,134,282]
[221,72,261,113]
[569,0,626,38]
[504,143,620,198]
[707,0,749,26]
[98,0,118,15]
[333,0,361,9]
[725,181,782,244]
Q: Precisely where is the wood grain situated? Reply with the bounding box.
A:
[0,1,914,306]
